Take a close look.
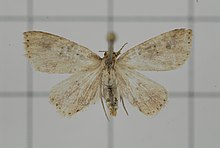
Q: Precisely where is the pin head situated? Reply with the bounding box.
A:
[107,32,116,42]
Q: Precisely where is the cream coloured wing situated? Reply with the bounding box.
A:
[49,67,102,117]
[24,31,101,73]
[116,66,168,115]
[117,29,192,71]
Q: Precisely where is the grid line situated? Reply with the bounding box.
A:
[107,1,114,148]
[0,92,220,98]
[188,0,195,148]
[26,0,34,148]
[1,16,220,22]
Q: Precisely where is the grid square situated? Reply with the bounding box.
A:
[114,22,190,93]
[0,98,27,148]
[195,98,220,148]
[0,22,27,92]
[31,22,107,92]
[33,97,107,148]
[0,0,27,16]
[194,23,220,92]
[195,0,220,16]
[114,98,188,148]
[114,0,189,17]
[34,0,107,16]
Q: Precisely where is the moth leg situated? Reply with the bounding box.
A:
[120,96,129,116]
[101,97,109,121]
[100,82,109,121]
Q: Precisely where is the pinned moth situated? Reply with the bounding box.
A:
[24,29,192,119]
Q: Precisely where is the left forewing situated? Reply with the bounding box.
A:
[116,65,168,115]
[24,31,101,74]
[49,67,102,117]
[117,29,192,71]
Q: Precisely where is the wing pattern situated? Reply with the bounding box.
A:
[116,66,168,115]
[24,31,101,74]
[117,29,192,71]
[49,67,102,117]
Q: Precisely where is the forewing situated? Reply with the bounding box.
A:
[116,66,168,115]
[117,29,192,71]
[24,31,101,73]
[49,67,102,117]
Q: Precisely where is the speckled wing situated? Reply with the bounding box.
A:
[24,31,101,73]
[116,66,168,115]
[117,29,192,71]
[49,67,102,117]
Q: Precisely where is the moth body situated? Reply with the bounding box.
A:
[101,51,120,116]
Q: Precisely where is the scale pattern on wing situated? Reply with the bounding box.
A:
[49,68,102,117]
[116,66,168,115]
[24,31,101,73]
[117,29,192,71]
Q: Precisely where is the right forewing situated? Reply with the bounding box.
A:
[49,67,102,117]
[116,66,168,115]
[117,29,192,71]
[24,31,101,73]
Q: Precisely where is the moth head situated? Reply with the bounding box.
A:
[99,51,118,59]
[99,43,128,59]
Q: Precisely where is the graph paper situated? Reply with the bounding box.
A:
[0,0,220,148]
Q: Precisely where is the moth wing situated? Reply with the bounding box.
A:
[49,67,102,117]
[116,66,168,115]
[117,29,192,71]
[24,31,101,74]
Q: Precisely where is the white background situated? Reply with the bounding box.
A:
[0,0,219,148]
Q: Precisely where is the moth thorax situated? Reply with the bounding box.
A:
[104,52,117,67]
[106,97,118,116]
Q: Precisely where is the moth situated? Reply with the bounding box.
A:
[24,29,192,119]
